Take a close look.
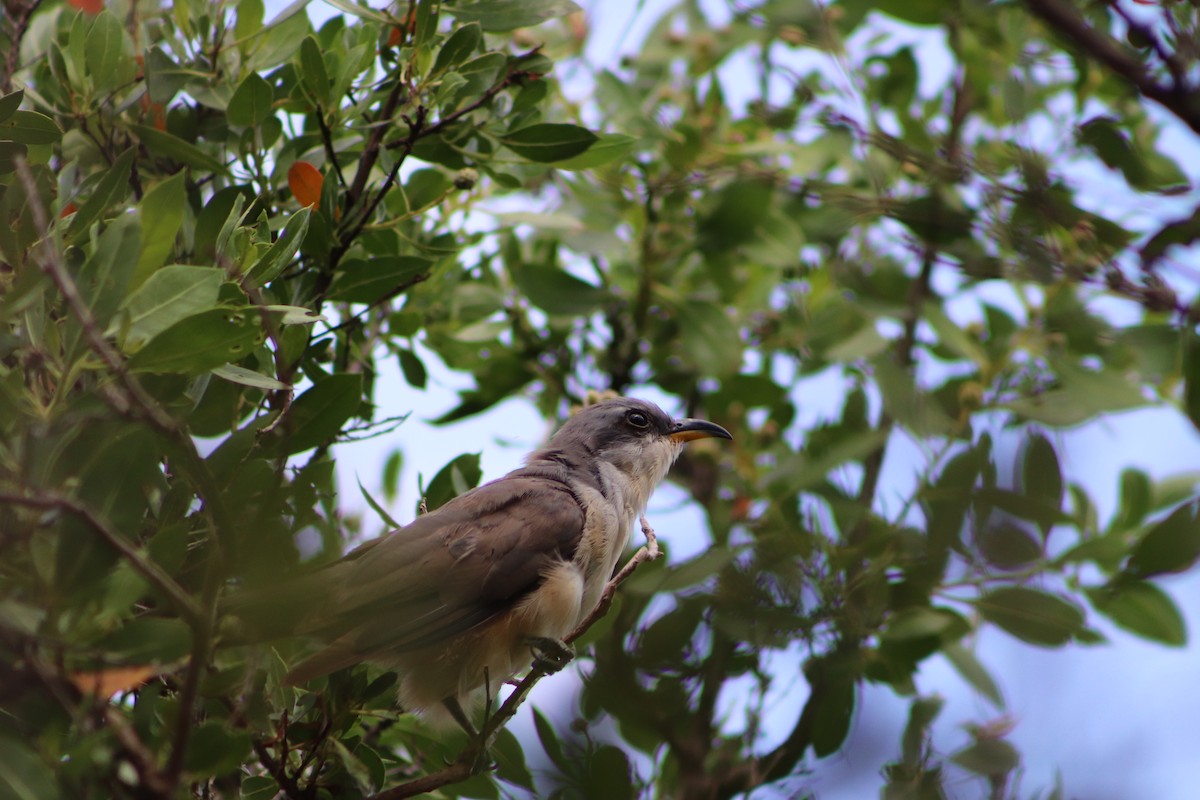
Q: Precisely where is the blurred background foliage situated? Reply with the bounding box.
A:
[2,0,1199,797]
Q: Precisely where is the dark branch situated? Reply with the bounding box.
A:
[1023,0,1200,135]
[0,490,202,627]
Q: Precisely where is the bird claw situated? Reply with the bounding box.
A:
[524,636,575,673]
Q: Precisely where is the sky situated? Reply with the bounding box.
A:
[266,1,1200,796]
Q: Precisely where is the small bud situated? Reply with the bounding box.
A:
[453,168,478,190]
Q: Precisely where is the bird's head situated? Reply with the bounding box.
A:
[540,398,732,507]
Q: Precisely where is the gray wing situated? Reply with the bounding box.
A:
[285,474,585,682]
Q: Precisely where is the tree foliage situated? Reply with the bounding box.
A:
[2,0,1199,798]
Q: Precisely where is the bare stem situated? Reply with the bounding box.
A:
[0,490,202,627]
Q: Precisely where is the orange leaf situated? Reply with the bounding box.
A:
[59,201,78,219]
[288,161,323,208]
[68,0,104,13]
[70,665,159,697]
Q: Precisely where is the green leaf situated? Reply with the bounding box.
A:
[0,89,23,123]
[448,0,582,32]
[899,696,944,768]
[866,0,945,25]
[401,169,451,213]
[697,179,774,253]
[247,206,311,284]
[508,260,607,315]
[554,132,638,170]
[491,727,535,791]
[280,373,364,455]
[891,194,973,244]
[144,46,189,103]
[86,10,134,92]
[247,2,312,69]
[0,730,57,800]
[499,123,598,163]
[235,0,265,41]
[627,548,740,596]
[116,265,224,350]
[532,708,569,772]
[129,308,264,374]
[382,449,403,502]
[670,297,743,377]
[1185,331,1200,433]
[129,124,227,172]
[881,607,966,642]
[586,745,635,799]
[0,110,62,145]
[132,172,187,287]
[397,348,427,389]
[67,147,136,240]
[239,776,280,800]
[1003,391,1092,427]
[1126,500,1200,578]
[184,722,254,777]
[942,642,1004,708]
[265,305,322,326]
[1005,362,1148,426]
[923,303,988,368]
[412,0,439,49]
[327,256,432,304]
[805,655,857,757]
[357,475,401,529]
[330,738,374,794]
[211,363,289,390]
[298,36,330,106]
[422,452,482,512]
[1112,468,1152,533]
[1142,207,1200,268]
[76,211,142,328]
[950,738,1019,777]
[1020,432,1062,535]
[228,72,275,126]
[873,357,955,436]
[1086,580,1186,646]
[432,23,482,74]
[975,587,1084,647]
[975,522,1043,570]
[98,617,192,662]
[766,429,891,493]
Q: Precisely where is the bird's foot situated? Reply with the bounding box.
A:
[524,636,575,673]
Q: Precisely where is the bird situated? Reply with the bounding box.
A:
[268,397,731,727]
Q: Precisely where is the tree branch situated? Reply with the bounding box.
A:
[15,159,178,435]
[1,0,41,93]
[0,490,203,627]
[1023,0,1200,135]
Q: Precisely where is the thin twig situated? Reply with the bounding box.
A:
[313,104,348,189]
[1,0,42,93]
[0,489,203,627]
[14,159,178,434]
[106,707,173,796]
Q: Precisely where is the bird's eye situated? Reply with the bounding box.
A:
[626,410,650,428]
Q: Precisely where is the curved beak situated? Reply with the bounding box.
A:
[669,418,733,443]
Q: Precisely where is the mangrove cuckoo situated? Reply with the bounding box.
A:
[280,397,731,724]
